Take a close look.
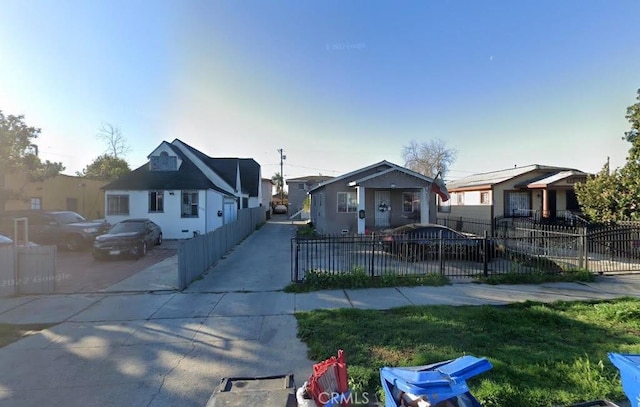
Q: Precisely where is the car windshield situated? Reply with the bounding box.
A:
[50,212,86,224]
[109,222,144,234]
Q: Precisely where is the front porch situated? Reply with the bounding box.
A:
[353,188,430,234]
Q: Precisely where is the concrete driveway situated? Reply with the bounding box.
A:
[54,241,177,293]
[186,217,298,292]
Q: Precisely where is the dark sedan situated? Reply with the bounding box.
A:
[380,224,493,262]
[92,219,162,260]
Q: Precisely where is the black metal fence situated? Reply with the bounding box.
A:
[290,219,640,281]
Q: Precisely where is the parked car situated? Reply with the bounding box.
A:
[92,218,162,260]
[273,204,288,214]
[0,235,13,246]
[0,210,110,251]
[380,223,494,262]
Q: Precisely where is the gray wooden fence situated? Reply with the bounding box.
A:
[0,245,56,296]
[178,207,266,290]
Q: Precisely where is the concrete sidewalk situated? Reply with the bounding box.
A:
[2,274,639,325]
[0,275,640,406]
[1,217,640,406]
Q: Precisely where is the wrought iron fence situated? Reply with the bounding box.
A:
[290,232,587,282]
[291,220,640,281]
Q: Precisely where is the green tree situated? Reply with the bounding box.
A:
[0,110,65,208]
[401,139,457,179]
[575,88,640,222]
[271,172,283,196]
[574,163,620,222]
[624,89,640,146]
[77,154,130,182]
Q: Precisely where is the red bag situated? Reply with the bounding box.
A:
[307,350,350,407]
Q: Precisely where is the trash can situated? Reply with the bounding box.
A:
[608,352,640,407]
[380,355,492,407]
[206,374,297,407]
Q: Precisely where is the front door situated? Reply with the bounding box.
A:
[547,190,557,219]
[375,191,391,227]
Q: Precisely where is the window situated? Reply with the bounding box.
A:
[150,151,178,171]
[480,191,490,205]
[298,183,305,190]
[107,195,129,215]
[30,197,42,210]
[149,191,164,212]
[402,192,420,213]
[456,193,464,205]
[337,191,357,213]
[181,191,199,218]
[505,191,531,217]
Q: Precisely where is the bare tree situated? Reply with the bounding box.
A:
[401,139,457,179]
[97,122,130,158]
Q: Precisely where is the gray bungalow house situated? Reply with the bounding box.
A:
[308,161,449,235]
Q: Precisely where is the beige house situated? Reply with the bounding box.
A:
[309,161,448,235]
[440,164,588,224]
[2,172,107,219]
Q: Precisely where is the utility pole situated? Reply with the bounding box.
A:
[277,148,286,204]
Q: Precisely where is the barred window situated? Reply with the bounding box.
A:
[107,195,129,215]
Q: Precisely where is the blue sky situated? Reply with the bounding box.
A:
[1,1,639,183]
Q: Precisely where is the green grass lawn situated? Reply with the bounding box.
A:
[296,298,640,407]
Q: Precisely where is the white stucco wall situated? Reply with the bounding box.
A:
[205,190,224,233]
[105,189,219,239]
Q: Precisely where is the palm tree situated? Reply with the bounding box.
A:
[271,172,284,201]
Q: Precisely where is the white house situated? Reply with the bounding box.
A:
[102,139,263,239]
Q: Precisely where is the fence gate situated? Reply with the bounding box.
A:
[586,224,640,273]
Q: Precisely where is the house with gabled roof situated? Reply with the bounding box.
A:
[286,175,334,218]
[102,139,262,239]
[308,161,449,235]
[440,164,588,224]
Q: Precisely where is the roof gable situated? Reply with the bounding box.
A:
[309,161,396,192]
[171,139,236,194]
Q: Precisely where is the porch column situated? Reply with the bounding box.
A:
[542,189,549,218]
[420,186,430,224]
[357,186,366,234]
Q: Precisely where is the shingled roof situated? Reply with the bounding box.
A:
[102,154,230,194]
[446,164,579,191]
[104,139,261,197]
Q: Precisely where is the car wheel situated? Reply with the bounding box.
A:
[137,241,147,259]
[156,233,162,246]
[65,235,84,251]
